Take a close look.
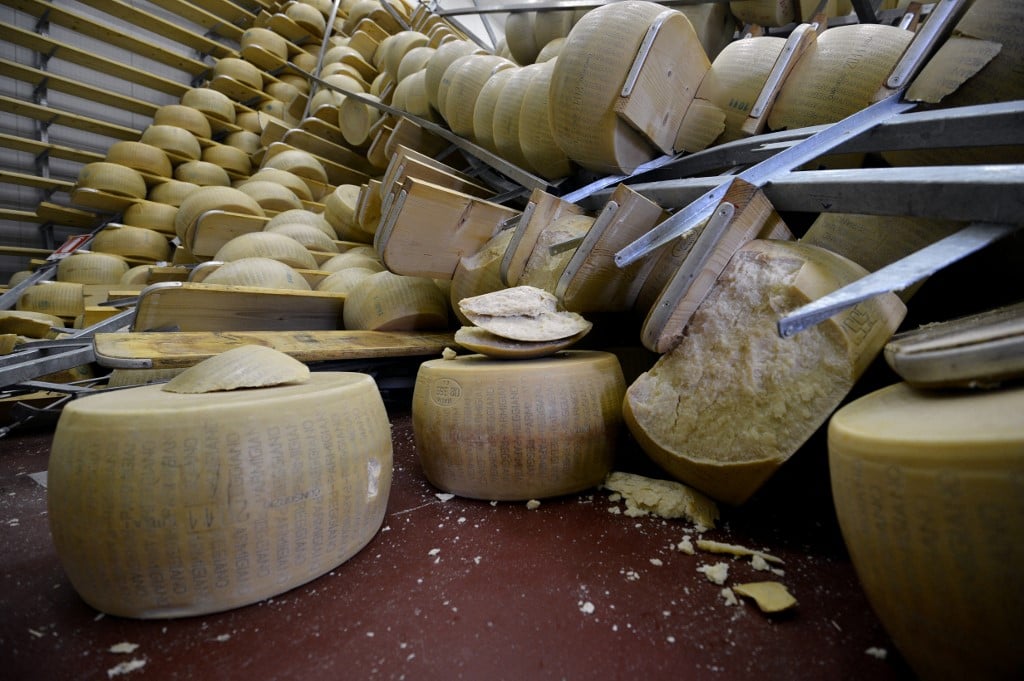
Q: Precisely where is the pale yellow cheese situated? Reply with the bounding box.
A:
[342,271,449,331]
[56,252,130,285]
[47,372,392,618]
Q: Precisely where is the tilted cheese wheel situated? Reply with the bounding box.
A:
[241,27,288,59]
[624,240,906,505]
[261,149,329,189]
[123,201,178,233]
[378,30,429,77]
[517,59,571,181]
[6,270,33,287]
[265,80,301,104]
[246,168,314,203]
[286,2,326,37]
[202,257,313,290]
[16,281,85,318]
[829,382,1024,681]
[768,24,914,130]
[266,209,335,238]
[504,11,539,65]
[695,36,786,143]
[338,93,382,147]
[214,57,264,90]
[730,0,796,28]
[471,66,516,153]
[104,141,173,178]
[492,64,541,173]
[235,110,261,133]
[440,54,516,137]
[140,125,202,162]
[223,130,261,156]
[323,184,363,240]
[214,232,319,270]
[120,265,153,286]
[174,186,265,243]
[148,179,200,207]
[412,351,626,500]
[0,309,64,337]
[265,222,340,253]
[180,87,235,123]
[175,160,231,187]
[56,252,130,284]
[76,162,147,199]
[202,143,252,176]
[163,344,310,393]
[391,69,437,122]
[320,250,384,273]
[396,45,435,82]
[153,104,212,139]
[342,271,449,331]
[236,180,303,213]
[535,37,564,63]
[90,225,171,262]
[315,266,376,294]
[47,372,393,618]
[424,39,483,111]
[533,9,574,49]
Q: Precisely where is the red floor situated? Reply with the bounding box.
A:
[0,399,915,680]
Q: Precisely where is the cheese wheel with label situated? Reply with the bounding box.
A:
[413,351,626,500]
[829,381,1024,681]
[47,372,392,618]
[624,240,906,504]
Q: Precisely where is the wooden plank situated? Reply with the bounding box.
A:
[0,59,159,119]
[3,24,190,98]
[5,0,213,78]
[140,0,248,42]
[188,209,268,257]
[36,202,101,229]
[0,245,51,257]
[283,127,378,175]
[94,329,458,368]
[0,95,143,141]
[0,132,105,165]
[0,209,45,224]
[501,189,582,287]
[131,282,347,332]
[0,169,75,192]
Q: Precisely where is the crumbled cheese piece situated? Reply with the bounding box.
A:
[751,555,770,571]
[427,548,441,557]
[579,601,595,615]
[107,659,146,678]
[720,588,738,606]
[695,539,784,564]
[865,647,888,660]
[697,562,730,585]
[526,499,541,510]
[733,581,798,613]
[608,492,622,502]
[607,506,621,515]
[108,643,139,654]
[649,558,663,567]
[677,536,695,555]
[601,472,719,527]
[441,347,457,360]
[435,493,455,502]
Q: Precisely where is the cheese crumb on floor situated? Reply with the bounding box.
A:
[696,539,784,564]
[108,642,139,654]
[602,472,719,527]
[720,588,738,606]
[107,659,146,678]
[697,562,730,585]
[579,601,595,615]
[866,647,888,660]
[526,499,541,510]
[677,536,695,554]
[435,493,455,502]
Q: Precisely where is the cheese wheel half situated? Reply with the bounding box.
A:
[47,372,392,618]
[829,381,1024,681]
[412,350,626,500]
[624,240,906,505]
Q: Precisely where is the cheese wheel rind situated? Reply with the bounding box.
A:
[47,373,393,618]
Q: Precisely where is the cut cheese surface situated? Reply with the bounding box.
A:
[413,351,626,500]
[47,373,393,618]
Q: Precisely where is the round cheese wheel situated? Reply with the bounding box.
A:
[396,45,435,82]
[16,281,85,318]
[140,125,202,163]
[261,149,329,191]
[47,372,392,618]
[235,110,262,133]
[119,265,153,286]
[829,381,1024,681]
[266,209,335,238]
[148,179,200,207]
[76,162,147,199]
[180,87,236,124]
[202,257,312,290]
[174,160,232,187]
[535,37,565,63]
[153,104,212,139]
[90,225,171,262]
[214,57,264,90]
[214,231,319,270]
[730,0,796,27]
[315,266,376,294]
[323,184,364,241]
[236,180,303,213]
[286,2,326,37]
[320,251,384,274]
[492,65,540,172]
[174,186,265,243]
[624,240,906,505]
[390,70,437,122]
[241,27,288,60]
[202,142,252,176]
[56,252,129,284]
[104,141,173,178]
[517,59,571,180]
[471,66,516,153]
[338,93,382,147]
[342,271,449,331]
[123,201,178,233]
[378,30,429,76]
[424,39,483,111]
[440,54,516,137]
[696,36,786,143]
[504,11,539,65]
[412,350,626,500]
[246,168,315,203]
[265,222,339,253]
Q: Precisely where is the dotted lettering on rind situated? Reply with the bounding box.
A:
[431,377,463,407]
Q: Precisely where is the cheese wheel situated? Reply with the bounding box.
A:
[0,309,64,337]
[153,104,212,139]
[504,11,539,65]
[338,93,382,147]
[768,24,913,131]
[534,37,564,63]
[123,201,178,233]
[440,54,516,137]
[105,141,173,178]
[241,27,288,60]
[202,143,252,176]
[548,1,705,173]
[180,87,235,124]
[174,186,265,244]
[286,2,326,37]
[76,162,147,199]
[378,30,429,77]
[265,222,340,253]
[214,57,264,90]
[471,66,516,153]
[533,9,574,49]
[450,228,516,326]
[246,168,314,203]
[7,270,33,287]
[202,257,312,290]
[390,69,437,122]
[315,266,377,294]
[90,225,172,262]
[236,180,304,213]
[234,110,261,133]
[323,184,363,240]
[424,39,483,111]
[56,252,130,284]
[175,160,232,187]
[829,382,1024,681]
[47,372,392,618]
[396,45,435,82]
[266,209,335,239]
[16,281,85,318]
[140,125,202,163]
[518,213,594,292]
[261,149,329,188]
[214,232,319,270]
[265,80,300,105]
[730,0,796,27]
[119,265,153,286]
[320,251,384,274]
[148,179,200,207]
[491,65,540,172]
[412,350,626,500]
[517,59,571,181]
[342,271,449,331]
[624,240,906,505]
[695,36,786,143]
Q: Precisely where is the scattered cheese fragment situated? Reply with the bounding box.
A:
[579,601,595,615]
[162,345,309,393]
[107,659,146,678]
[695,539,784,564]
[649,558,663,567]
[676,536,695,555]
[435,493,455,502]
[441,347,457,360]
[602,472,719,527]
[732,581,798,613]
[720,588,738,606]
[526,499,541,510]
[697,562,730,585]
[108,642,139,654]
[866,647,888,660]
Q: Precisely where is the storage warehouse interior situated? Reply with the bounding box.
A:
[2,0,1022,678]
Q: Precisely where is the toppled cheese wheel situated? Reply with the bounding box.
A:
[602,471,719,528]
[732,582,797,613]
[56,252,130,284]
[16,281,85,318]
[47,372,392,618]
[163,344,310,393]
[413,351,626,500]
[624,240,906,505]
[829,381,1024,681]
[458,285,591,342]
[201,257,312,291]
[453,324,589,360]
[342,271,449,331]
